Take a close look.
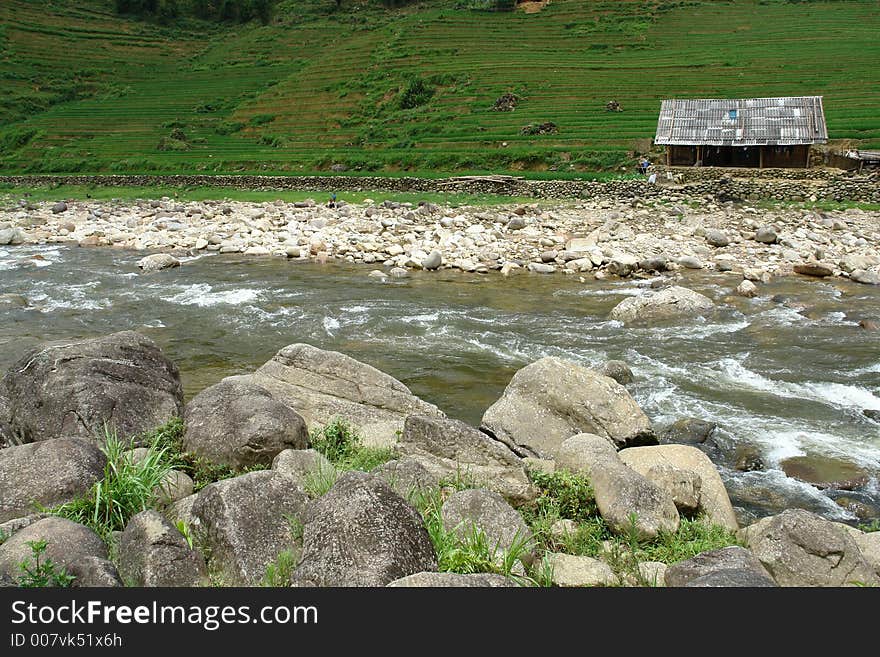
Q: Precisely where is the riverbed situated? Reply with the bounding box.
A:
[1,243,878,525]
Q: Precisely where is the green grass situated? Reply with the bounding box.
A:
[1,0,877,174]
[308,417,396,473]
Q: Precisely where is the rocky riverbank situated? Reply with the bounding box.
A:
[1,331,878,588]
[1,189,879,286]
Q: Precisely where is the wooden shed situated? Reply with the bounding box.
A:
[654,96,828,168]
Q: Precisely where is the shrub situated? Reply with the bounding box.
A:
[17,540,76,588]
[398,77,434,110]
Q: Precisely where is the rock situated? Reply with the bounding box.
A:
[639,256,668,272]
[627,561,667,587]
[755,227,777,244]
[608,286,715,325]
[846,530,880,577]
[137,253,180,272]
[192,470,309,585]
[590,461,680,540]
[665,546,775,587]
[598,360,634,385]
[422,250,442,270]
[793,262,833,278]
[864,408,880,420]
[619,445,739,531]
[374,457,440,500]
[388,572,517,587]
[367,270,388,280]
[480,356,654,459]
[0,517,107,584]
[441,489,534,563]
[389,267,409,279]
[677,255,703,270]
[117,510,208,587]
[549,519,579,540]
[546,552,617,587]
[705,230,730,247]
[0,439,106,523]
[851,269,880,285]
[271,449,336,490]
[859,321,878,332]
[51,202,68,214]
[779,455,869,490]
[226,343,443,448]
[506,217,526,231]
[606,253,640,277]
[285,246,301,258]
[164,494,200,532]
[739,509,880,586]
[528,263,556,274]
[0,294,29,307]
[398,415,536,505]
[0,228,25,245]
[184,380,308,470]
[736,280,759,298]
[641,464,702,515]
[734,444,766,472]
[68,557,122,587]
[540,250,558,263]
[3,331,184,443]
[686,569,778,587]
[556,433,620,477]
[291,471,436,586]
[660,418,717,445]
[155,470,194,505]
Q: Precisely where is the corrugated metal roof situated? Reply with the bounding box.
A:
[655,96,828,146]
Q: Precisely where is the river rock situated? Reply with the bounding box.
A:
[598,360,634,385]
[591,461,680,540]
[754,227,777,244]
[184,380,308,470]
[155,470,193,505]
[528,262,555,274]
[739,509,880,587]
[639,463,702,514]
[793,262,834,278]
[2,331,184,443]
[608,286,715,325]
[736,280,759,298]
[441,488,534,563]
[480,356,654,459]
[660,418,717,445]
[68,557,123,587]
[850,269,880,285]
[137,253,180,272]
[555,433,620,477]
[677,255,703,270]
[606,253,640,277]
[51,202,68,214]
[398,415,536,504]
[639,256,668,272]
[387,572,517,587]
[227,343,443,449]
[271,448,336,491]
[0,517,107,584]
[192,470,309,585]
[619,444,739,531]
[291,471,436,587]
[0,228,25,245]
[0,438,106,523]
[117,510,208,587]
[705,229,730,247]
[374,457,440,499]
[422,250,442,270]
[665,546,775,587]
[779,455,869,490]
[546,552,617,587]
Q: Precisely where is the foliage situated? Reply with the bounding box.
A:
[17,540,76,588]
[309,417,396,476]
[260,549,298,586]
[398,77,434,110]
[525,469,598,523]
[858,519,880,533]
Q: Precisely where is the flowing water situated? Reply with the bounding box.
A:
[2,244,879,525]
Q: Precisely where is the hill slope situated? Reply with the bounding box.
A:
[1,0,878,175]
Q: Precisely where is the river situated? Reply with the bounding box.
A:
[2,243,878,526]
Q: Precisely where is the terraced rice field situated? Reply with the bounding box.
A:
[1,0,878,174]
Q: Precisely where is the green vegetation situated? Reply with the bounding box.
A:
[309,417,396,472]
[1,0,877,174]
[859,519,880,533]
[17,540,77,588]
[260,549,298,586]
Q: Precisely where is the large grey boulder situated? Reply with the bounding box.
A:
[545,552,617,587]
[184,380,308,469]
[665,546,775,587]
[480,356,654,459]
[118,510,207,587]
[291,471,436,587]
[374,457,441,500]
[555,433,620,477]
[0,438,106,522]
[192,471,308,585]
[398,415,536,504]
[591,463,680,541]
[271,449,336,491]
[0,517,107,584]
[68,557,122,587]
[387,572,517,587]
[608,286,715,325]
[2,331,184,443]
[227,343,443,448]
[619,444,739,531]
[739,509,880,587]
[835,525,880,577]
[137,253,180,272]
[441,489,534,563]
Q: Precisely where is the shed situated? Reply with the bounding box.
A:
[654,96,827,168]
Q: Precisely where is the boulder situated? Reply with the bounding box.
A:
[686,569,777,587]
[137,253,180,272]
[291,471,436,587]
[793,262,834,278]
[545,552,617,587]
[117,510,208,587]
[598,360,634,386]
[388,572,517,587]
[422,250,442,270]
[0,517,107,584]
[184,380,308,470]
[3,331,184,443]
[68,557,122,587]
[677,256,703,270]
[835,526,879,577]
[0,228,25,245]
[0,438,106,523]
[155,470,194,505]
[226,343,443,448]
[51,202,68,214]
[271,449,336,490]
[441,489,534,563]
[608,286,715,325]
[398,415,536,504]
[660,418,716,445]
[374,457,441,500]
[640,464,702,515]
[705,230,730,247]
[480,356,654,459]
[754,227,777,244]
[555,433,620,477]
[850,269,880,285]
[665,546,775,587]
[739,509,879,587]
[192,470,309,585]
[736,280,759,298]
[780,455,870,490]
[619,444,739,531]
[590,463,680,540]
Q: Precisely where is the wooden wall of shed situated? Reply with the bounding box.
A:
[761,145,810,168]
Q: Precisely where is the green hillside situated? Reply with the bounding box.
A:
[1,0,878,175]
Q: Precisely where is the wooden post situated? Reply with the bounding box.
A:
[805,146,811,169]
[696,145,702,166]
[666,146,671,166]
[759,147,764,169]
